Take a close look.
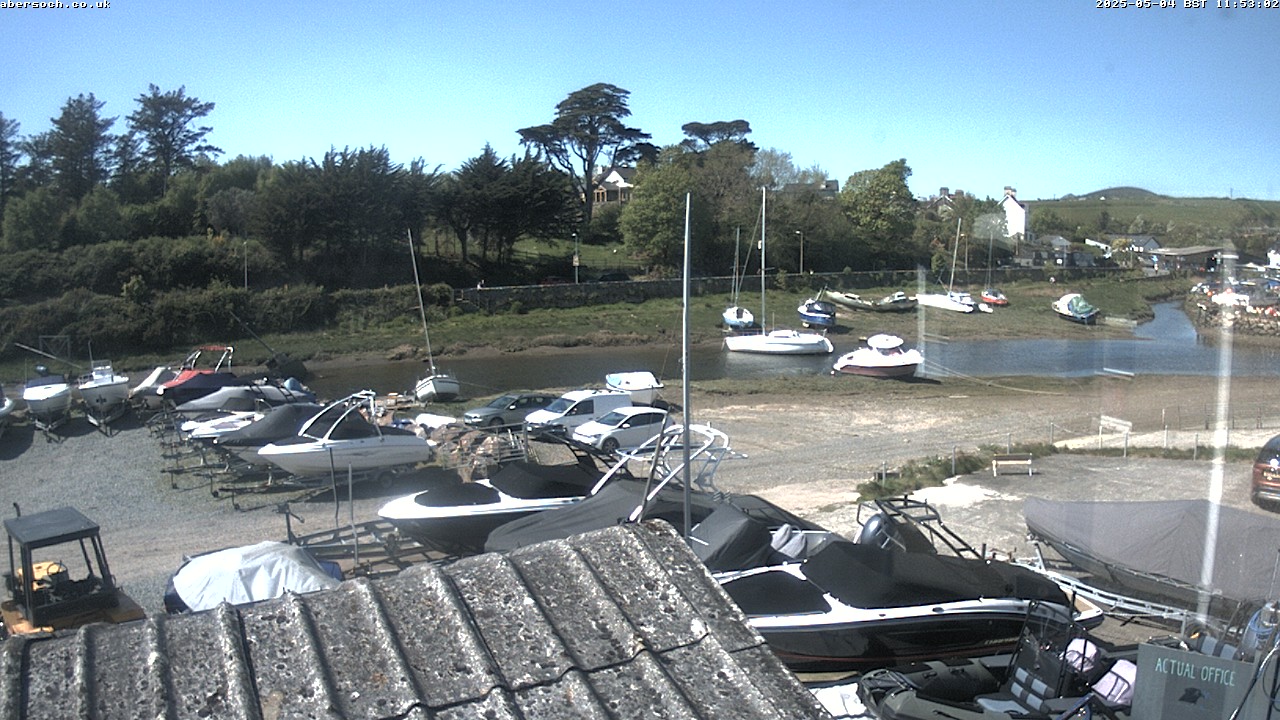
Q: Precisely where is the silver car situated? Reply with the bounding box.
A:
[462,392,559,428]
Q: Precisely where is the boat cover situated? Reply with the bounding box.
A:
[802,541,1068,609]
[485,481,815,553]
[1025,497,1280,605]
[213,403,324,447]
[170,541,341,612]
[489,460,601,498]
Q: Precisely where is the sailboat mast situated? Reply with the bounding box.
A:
[949,217,961,293]
[407,229,437,373]
[759,187,767,330]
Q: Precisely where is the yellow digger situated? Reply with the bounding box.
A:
[2,506,145,636]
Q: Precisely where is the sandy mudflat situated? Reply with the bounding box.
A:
[0,373,1274,623]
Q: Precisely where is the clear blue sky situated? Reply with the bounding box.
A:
[4,0,1277,201]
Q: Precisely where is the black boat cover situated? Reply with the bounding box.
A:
[213,403,324,447]
[484,481,815,554]
[802,541,1069,609]
[489,460,601,499]
[1025,497,1280,605]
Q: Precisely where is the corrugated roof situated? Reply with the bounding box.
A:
[1,521,829,719]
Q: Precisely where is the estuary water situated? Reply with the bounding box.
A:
[308,302,1280,400]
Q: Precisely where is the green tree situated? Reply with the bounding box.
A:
[680,120,755,153]
[63,186,125,245]
[127,84,221,195]
[0,112,20,219]
[517,83,650,226]
[838,159,918,269]
[49,93,116,201]
[1029,207,1069,237]
[1,187,68,251]
[619,161,712,274]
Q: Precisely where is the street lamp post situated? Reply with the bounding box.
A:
[794,230,804,274]
[572,233,580,284]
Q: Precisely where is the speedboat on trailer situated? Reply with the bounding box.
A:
[256,390,434,477]
[211,402,325,463]
[382,423,731,555]
[77,360,130,426]
[22,367,73,432]
[708,499,1076,673]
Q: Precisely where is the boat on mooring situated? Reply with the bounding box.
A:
[832,334,922,378]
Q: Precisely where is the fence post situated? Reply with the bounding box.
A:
[1123,431,1129,458]
[952,446,957,476]
[1194,433,1199,460]
[1007,433,1012,453]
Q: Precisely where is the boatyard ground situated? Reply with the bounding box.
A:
[0,373,1274,646]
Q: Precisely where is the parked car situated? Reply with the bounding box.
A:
[524,389,631,436]
[571,406,669,453]
[1251,434,1280,508]
[462,392,559,428]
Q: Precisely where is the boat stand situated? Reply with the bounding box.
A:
[30,413,69,444]
[84,401,130,437]
[278,503,453,578]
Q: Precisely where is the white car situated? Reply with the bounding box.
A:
[571,406,669,453]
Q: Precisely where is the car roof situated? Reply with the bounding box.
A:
[610,406,666,417]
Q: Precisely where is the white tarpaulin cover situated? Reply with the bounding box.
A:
[172,541,341,612]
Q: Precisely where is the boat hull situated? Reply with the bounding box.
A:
[833,358,920,378]
[750,607,1035,673]
[23,380,73,427]
[79,365,131,425]
[257,436,434,476]
[415,373,460,403]
[724,330,833,355]
[722,306,757,330]
[915,293,975,313]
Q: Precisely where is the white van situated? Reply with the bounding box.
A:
[523,389,632,436]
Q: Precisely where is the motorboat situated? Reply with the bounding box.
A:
[77,360,130,427]
[22,367,73,432]
[832,334,923,378]
[724,328,834,355]
[408,230,460,403]
[163,541,342,613]
[604,370,665,405]
[378,453,613,554]
[0,383,15,438]
[1051,293,1100,325]
[711,505,1076,673]
[128,364,178,410]
[212,402,325,462]
[1025,497,1280,618]
[156,345,240,407]
[797,297,838,329]
[857,607,1141,720]
[256,390,434,477]
[383,423,727,555]
[821,289,917,313]
[172,378,315,415]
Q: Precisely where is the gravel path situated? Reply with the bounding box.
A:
[0,373,1275,621]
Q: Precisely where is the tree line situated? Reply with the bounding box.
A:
[0,82,1020,294]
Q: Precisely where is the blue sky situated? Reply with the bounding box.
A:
[3,0,1277,201]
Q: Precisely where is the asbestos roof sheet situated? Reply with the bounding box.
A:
[0,521,829,719]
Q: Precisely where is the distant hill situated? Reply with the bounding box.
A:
[1057,187,1161,202]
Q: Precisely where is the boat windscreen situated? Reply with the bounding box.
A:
[802,542,1067,609]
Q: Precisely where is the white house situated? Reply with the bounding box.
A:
[1000,186,1027,241]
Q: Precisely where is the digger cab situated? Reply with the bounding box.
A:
[2,507,144,635]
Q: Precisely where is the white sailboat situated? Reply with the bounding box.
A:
[723,189,833,355]
[407,230,460,403]
[721,227,756,330]
[915,218,987,314]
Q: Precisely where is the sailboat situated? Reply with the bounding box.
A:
[407,230,460,403]
[915,218,986,314]
[723,189,834,355]
[722,228,757,330]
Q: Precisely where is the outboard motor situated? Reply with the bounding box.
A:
[1241,601,1280,661]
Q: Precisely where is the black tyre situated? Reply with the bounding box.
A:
[601,437,620,454]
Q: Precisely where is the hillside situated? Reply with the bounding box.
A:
[1026,189,1280,252]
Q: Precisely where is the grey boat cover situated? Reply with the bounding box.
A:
[172,541,340,612]
[1024,497,1280,605]
[213,403,324,447]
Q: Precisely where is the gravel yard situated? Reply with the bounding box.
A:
[0,373,1275,624]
